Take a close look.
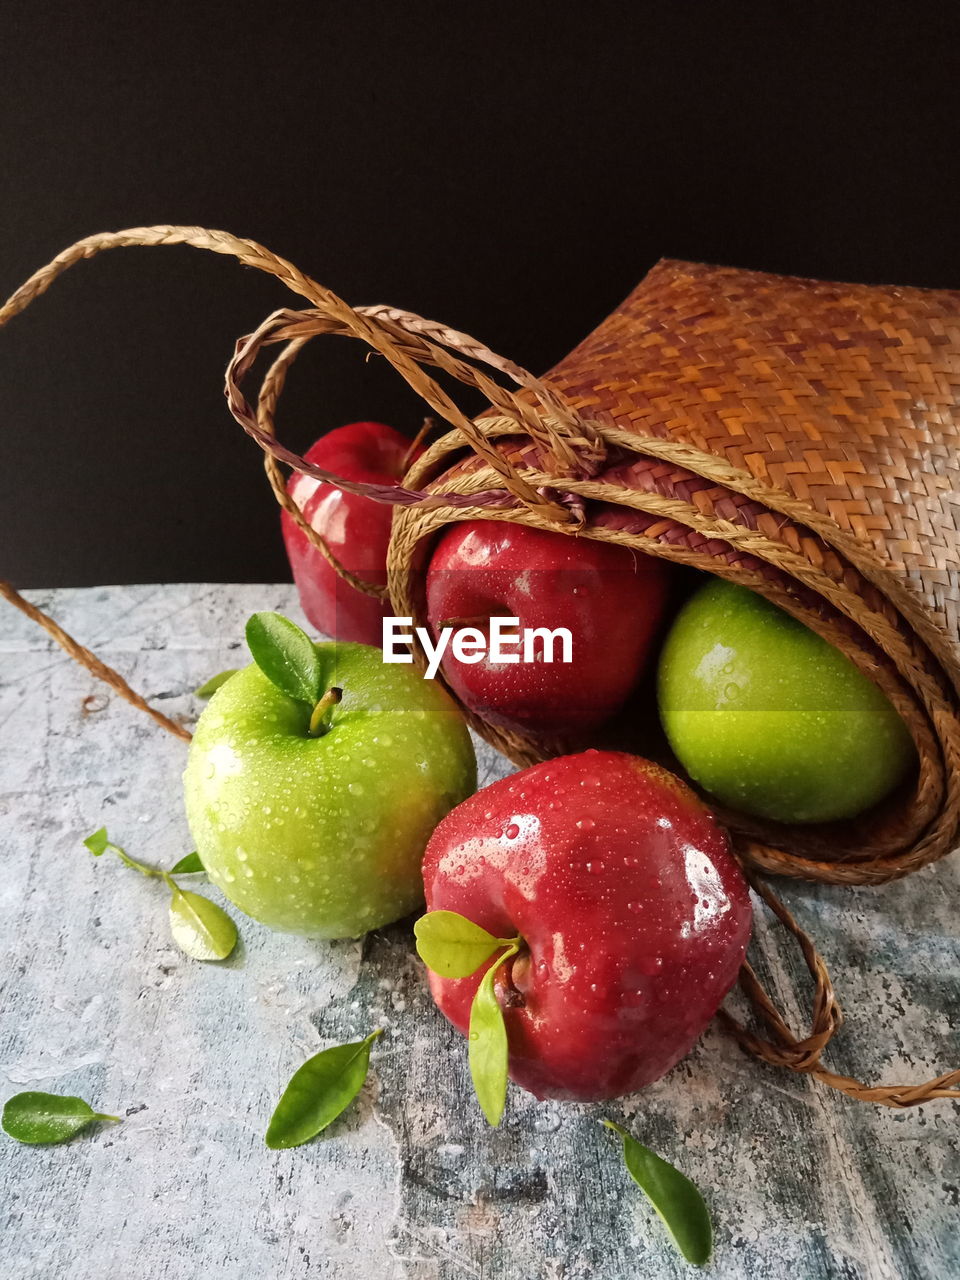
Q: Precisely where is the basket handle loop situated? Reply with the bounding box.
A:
[719,869,960,1107]
[225,303,607,527]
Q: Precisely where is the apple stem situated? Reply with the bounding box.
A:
[400,418,433,474]
[308,686,343,737]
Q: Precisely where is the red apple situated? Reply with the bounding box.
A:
[283,421,420,645]
[422,750,752,1101]
[425,521,671,736]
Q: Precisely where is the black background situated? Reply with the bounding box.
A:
[3,3,959,586]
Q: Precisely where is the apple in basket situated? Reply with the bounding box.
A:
[282,421,422,645]
[425,521,673,736]
[416,750,752,1106]
[658,579,917,824]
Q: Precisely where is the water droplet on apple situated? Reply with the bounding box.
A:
[236,848,248,862]
[623,855,640,867]
[363,758,375,768]
[263,805,272,815]
[504,823,520,839]
[348,782,365,796]
[222,870,236,883]
[724,682,741,700]
[586,860,605,874]
[627,901,642,913]
[576,817,595,831]
[469,1031,479,1042]
[243,866,254,878]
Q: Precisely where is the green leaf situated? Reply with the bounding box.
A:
[245,612,322,706]
[265,1030,383,1150]
[194,670,238,698]
[83,827,109,857]
[169,851,205,875]
[468,944,518,1127]
[414,910,518,979]
[603,1121,712,1266]
[2,1092,120,1145]
[168,885,238,961]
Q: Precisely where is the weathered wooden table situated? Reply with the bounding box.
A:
[1,585,958,1279]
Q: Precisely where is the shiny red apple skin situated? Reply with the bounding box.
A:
[425,521,671,735]
[422,749,752,1102]
[283,421,418,645]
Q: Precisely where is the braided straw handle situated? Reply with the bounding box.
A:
[1,226,957,1108]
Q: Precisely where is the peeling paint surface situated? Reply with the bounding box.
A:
[1,585,958,1279]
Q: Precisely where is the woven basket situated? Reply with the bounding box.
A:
[378,260,960,889]
[3,228,960,1105]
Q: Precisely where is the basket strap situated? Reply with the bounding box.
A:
[0,225,596,533]
[224,305,591,524]
[0,579,192,741]
[718,869,960,1107]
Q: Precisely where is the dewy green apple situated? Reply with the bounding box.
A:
[183,628,476,938]
[658,579,917,824]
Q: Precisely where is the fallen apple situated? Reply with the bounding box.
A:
[183,614,476,938]
[283,421,422,645]
[425,521,672,735]
[658,579,917,824]
[420,749,752,1102]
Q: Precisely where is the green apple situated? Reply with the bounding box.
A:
[183,639,476,938]
[657,579,916,824]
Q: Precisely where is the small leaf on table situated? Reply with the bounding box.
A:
[83,827,109,857]
[603,1120,712,1266]
[169,851,205,875]
[414,910,518,978]
[245,612,322,705]
[168,885,237,961]
[194,670,238,698]
[2,1092,120,1146]
[265,1029,383,1150]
